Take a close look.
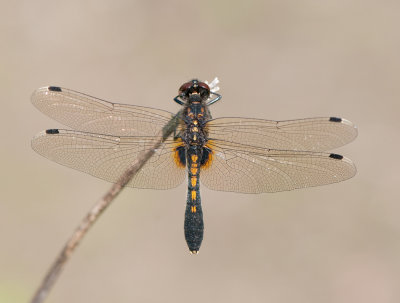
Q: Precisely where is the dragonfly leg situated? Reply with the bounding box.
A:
[206,92,222,106]
[174,95,185,105]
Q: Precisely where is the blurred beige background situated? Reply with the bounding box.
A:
[1,1,399,302]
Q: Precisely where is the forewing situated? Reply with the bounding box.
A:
[201,140,356,193]
[31,86,174,136]
[206,117,357,152]
[32,130,186,189]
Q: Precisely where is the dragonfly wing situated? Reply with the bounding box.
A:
[32,129,186,189]
[206,117,357,152]
[31,86,174,136]
[201,139,356,193]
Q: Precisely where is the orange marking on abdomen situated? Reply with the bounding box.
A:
[191,177,197,187]
[190,167,198,175]
[191,154,198,162]
[191,190,197,201]
[191,206,197,213]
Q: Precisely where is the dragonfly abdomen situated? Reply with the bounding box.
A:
[184,147,203,254]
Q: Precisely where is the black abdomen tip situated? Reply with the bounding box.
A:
[329,153,343,160]
[46,129,59,134]
[48,86,62,92]
[329,117,342,123]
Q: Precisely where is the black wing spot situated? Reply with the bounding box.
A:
[48,86,62,92]
[329,117,342,123]
[329,153,343,160]
[46,129,60,134]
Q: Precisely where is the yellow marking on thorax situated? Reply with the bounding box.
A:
[191,206,197,213]
[192,126,198,132]
[191,176,197,187]
[191,190,197,201]
[193,120,198,125]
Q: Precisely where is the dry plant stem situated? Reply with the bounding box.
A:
[30,112,181,303]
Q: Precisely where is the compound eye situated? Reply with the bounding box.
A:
[198,82,210,99]
[179,81,193,95]
[198,82,210,91]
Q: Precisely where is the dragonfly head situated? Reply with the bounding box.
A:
[178,79,210,103]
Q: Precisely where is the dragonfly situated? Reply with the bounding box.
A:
[31,78,357,254]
